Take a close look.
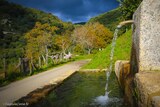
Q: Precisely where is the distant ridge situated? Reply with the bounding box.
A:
[88,8,122,31]
[74,22,86,25]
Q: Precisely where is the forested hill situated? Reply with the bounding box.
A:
[0,0,73,57]
[88,8,122,31]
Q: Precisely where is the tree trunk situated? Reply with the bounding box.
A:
[38,56,41,68]
[3,58,7,79]
[45,45,48,66]
[19,58,22,72]
[33,63,38,70]
[21,58,25,73]
[13,58,21,73]
[88,48,91,54]
[42,55,46,65]
[60,53,63,62]
[51,57,54,64]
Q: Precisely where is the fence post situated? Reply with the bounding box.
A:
[29,57,33,75]
[19,58,22,73]
[3,58,7,79]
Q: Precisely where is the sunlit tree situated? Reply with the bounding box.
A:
[72,22,113,54]
[25,22,58,68]
[54,34,71,54]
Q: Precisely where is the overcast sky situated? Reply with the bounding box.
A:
[8,0,119,23]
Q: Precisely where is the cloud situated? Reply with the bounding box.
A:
[8,0,119,23]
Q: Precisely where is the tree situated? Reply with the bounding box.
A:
[72,22,113,54]
[54,34,71,54]
[87,22,113,49]
[72,25,93,54]
[118,0,142,20]
[25,22,58,69]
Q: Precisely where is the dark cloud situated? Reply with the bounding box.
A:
[8,0,119,23]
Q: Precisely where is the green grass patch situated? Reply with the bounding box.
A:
[72,54,93,61]
[82,30,132,69]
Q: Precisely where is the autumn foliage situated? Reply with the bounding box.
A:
[72,22,113,54]
[25,22,58,66]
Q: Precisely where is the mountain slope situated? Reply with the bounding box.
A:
[88,8,122,31]
[0,0,73,58]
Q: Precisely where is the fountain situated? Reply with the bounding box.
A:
[115,0,160,106]
[94,19,135,106]
[94,26,123,106]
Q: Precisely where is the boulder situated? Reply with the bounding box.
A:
[115,60,130,87]
[152,96,160,107]
[135,72,160,107]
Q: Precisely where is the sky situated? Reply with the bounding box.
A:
[8,0,119,23]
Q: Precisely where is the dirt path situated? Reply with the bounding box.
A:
[0,60,89,106]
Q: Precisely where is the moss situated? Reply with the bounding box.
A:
[132,87,140,106]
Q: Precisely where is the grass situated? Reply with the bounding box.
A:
[82,29,132,69]
[72,54,93,60]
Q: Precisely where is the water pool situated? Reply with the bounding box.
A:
[32,71,124,107]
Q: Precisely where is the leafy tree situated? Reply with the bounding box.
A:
[73,44,84,54]
[87,22,113,48]
[72,22,113,54]
[54,34,71,54]
[118,0,142,20]
[25,22,58,66]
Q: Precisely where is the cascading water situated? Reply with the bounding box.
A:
[93,28,122,106]
[105,28,119,91]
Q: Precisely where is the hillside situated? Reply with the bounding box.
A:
[88,8,122,31]
[82,29,132,69]
[0,0,73,58]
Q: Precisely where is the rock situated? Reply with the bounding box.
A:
[115,60,134,106]
[152,96,160,107]
[115,60,130,87]
[132,0,160,72]
[135,72,160,107]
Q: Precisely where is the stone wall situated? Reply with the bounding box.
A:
[132,0,160,106]
[135,72,160,107]
[132,0,160,72]
[115,61,134,106]
[115,0,160,106]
